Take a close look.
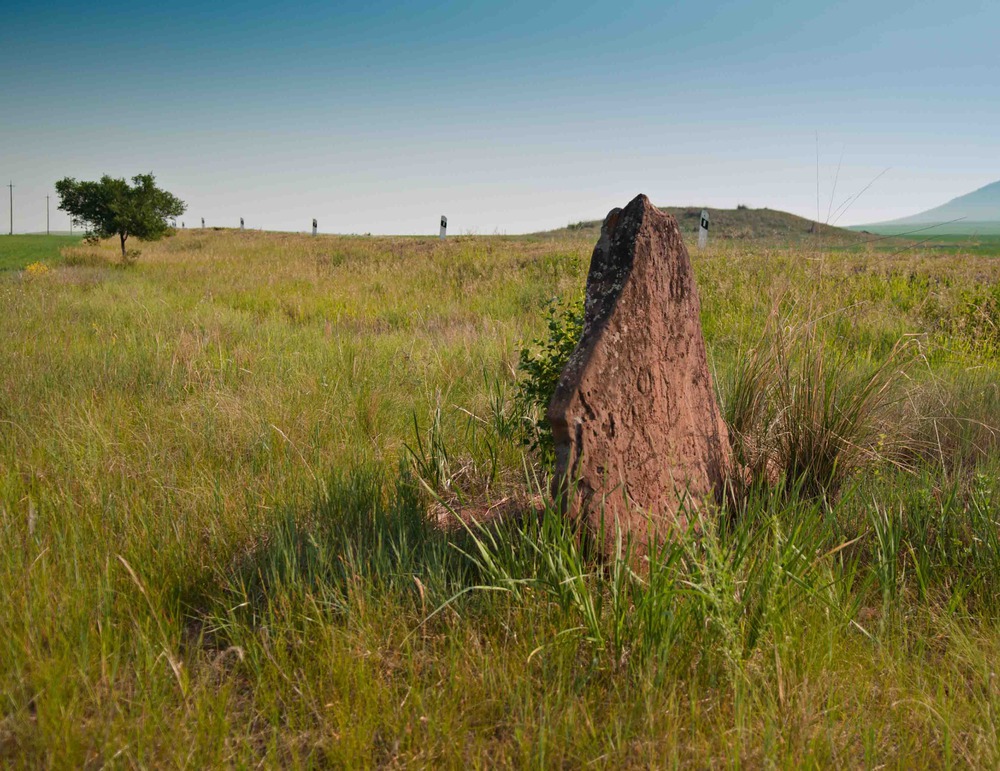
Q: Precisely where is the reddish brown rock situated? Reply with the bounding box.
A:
[547,194,731,553]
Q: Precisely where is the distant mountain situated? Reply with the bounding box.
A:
[860,179,1000,234]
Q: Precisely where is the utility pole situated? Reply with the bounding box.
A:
[7,182,12,236]
[46,195,50,235]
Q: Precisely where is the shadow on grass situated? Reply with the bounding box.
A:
[173,451,1000,675]
[175,461,549,649]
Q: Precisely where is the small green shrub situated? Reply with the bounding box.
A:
[121,248,142,266]
[514,298,584,465]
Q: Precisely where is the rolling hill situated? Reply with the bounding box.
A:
[538,205,863,243]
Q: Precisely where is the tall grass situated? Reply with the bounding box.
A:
[3,229,1000,765]
[723,313,914,502]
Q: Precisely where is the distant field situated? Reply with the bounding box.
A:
[0,234,82,270]
[851,221,1000,237]
[907,233,1000,256]
[5,229,1000,766]
[841,232,1000,257]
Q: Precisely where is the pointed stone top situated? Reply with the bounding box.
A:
[578,193,687,337]
[598,193,661,240]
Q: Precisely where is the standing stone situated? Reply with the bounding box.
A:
[547,194,730,554]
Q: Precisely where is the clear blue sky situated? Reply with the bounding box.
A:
[2,0,998,234]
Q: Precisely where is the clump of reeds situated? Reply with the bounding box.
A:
[723,313,914,503]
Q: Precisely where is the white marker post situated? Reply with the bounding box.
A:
[312,218,317,236]
[201,217,205,229]
[698,209,709,249]
[439,215,447,240]
[240,217,245,231]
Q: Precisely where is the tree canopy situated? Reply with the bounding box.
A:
[55,174,185,259]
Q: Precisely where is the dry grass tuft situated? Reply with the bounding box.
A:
[724,312,916,502]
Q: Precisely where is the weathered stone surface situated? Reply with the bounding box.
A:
[547,193,731,552]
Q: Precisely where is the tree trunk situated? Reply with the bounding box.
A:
[120,233,127,258]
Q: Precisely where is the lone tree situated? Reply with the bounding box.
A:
[55,173,185,260]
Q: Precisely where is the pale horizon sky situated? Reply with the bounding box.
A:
[2,0,998,235]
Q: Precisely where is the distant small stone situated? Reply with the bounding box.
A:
[547,194,731,555]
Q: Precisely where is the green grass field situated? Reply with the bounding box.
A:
[852,222,1000,237]
[3,229,1000,766]
[882,233,1000,257]
[839,230,1000,258]
[0,235,83,270]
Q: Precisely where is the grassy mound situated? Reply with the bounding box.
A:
[541,205,864,243]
